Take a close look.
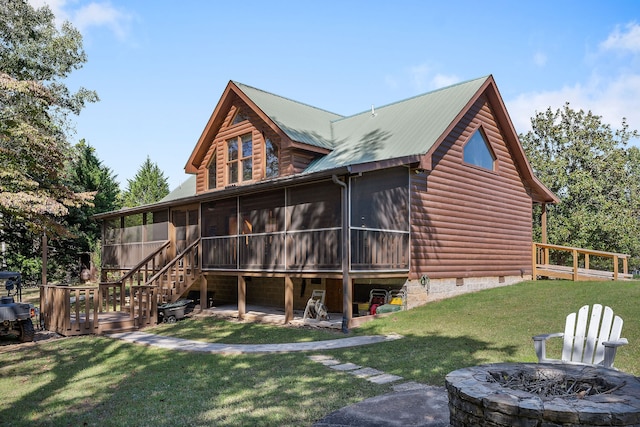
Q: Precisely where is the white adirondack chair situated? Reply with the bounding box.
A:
[533,304,628,369]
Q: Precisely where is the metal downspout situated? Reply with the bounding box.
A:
[332,174,351,333]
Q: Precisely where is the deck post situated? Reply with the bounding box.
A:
[541,204,548,244]
[532,243,537,281]
[42,233,48,286]
[284,276,293,324]
[199,275,208,310]
[238,275,246,320]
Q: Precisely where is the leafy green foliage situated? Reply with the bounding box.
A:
[122,156,170,207]
[0,1,101,282]
[520,103,640,269]
[0,0,98,235]
[47,141,121,279]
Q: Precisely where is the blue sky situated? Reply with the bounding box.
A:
[32,0,640,190]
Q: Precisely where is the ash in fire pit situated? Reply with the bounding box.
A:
[446,363,640,427]
[487,368,622,400]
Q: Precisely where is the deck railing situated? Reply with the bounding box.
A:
[98,240,171,318]
[533,243,631,281]
[41,285,101,336]
[130,285,157,328]
[200,228,408,272]
[351,229,409,271]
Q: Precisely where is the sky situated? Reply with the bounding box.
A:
[29,0,640,191]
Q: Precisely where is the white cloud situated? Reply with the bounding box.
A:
[405,64,460,92]
[508,23,640,138]
[600,22,640,53]
[507,74,640,136]
[73,2,132,40]
[28,0,132,41]
[431,73,460,89]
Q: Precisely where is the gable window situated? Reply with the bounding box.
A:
[207,150,217,189]
[227,133,253,184]
[232,108,249,125]
[265,138,279,178]
[463,128,495,171]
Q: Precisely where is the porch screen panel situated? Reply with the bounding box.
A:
[350,168,410,271]
[239,190,285,269]
[286,181,341,270]
[350,167,409,231]
[201,198,238,269]
[121,214,143,268]
[187,209,199,243]
[287,181,341,230]
[146,210,169,241]
[102,218,120,268]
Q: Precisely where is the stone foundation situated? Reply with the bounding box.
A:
[403,275,529,309]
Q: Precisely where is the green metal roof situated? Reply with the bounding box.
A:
[305,76,489,173]
[166,77,488,196]
[159,176,196,203]
[233,82,343,150]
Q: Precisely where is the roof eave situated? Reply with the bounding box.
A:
[94,165,353,220]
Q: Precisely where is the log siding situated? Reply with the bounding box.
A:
[195,100,326,194]
[410,95,532,280]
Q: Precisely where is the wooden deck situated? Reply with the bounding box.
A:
[40,283,159,337]
[533,243,632,281]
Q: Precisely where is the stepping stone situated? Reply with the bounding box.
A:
[392,381,431,392]
[308,355,342,366]
[350,367,384,378]
[330,362,361,371]
[367,373,403,384]
[308,355,334,362]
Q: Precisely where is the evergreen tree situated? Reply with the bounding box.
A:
[47,141,121,279]
[122,157,170,207]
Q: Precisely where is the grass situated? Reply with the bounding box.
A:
[1,279,638,426]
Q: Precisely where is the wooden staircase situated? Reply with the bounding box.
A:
[145,238,202,305]
[42,240,203,337]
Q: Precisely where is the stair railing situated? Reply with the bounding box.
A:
[146,238,201,304]
[99,240,171,313]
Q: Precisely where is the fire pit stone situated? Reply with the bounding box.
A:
[445,362,640,426]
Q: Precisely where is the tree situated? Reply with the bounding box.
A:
[0,1,98,236]
[0,1,98,282]
[49,140,121,278]
[122,157,170,207]
[520,103,640,268]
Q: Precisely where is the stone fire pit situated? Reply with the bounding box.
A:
[445,363,640,426]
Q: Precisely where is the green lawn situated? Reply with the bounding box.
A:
[1,280,638,426]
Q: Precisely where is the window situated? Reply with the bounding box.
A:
[463,128,495,171]
[208,150,217,189]
[227,133,253,184]
[232,108,249,125]
[265,138,279,178]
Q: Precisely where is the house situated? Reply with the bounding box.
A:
[92,75,558,330]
